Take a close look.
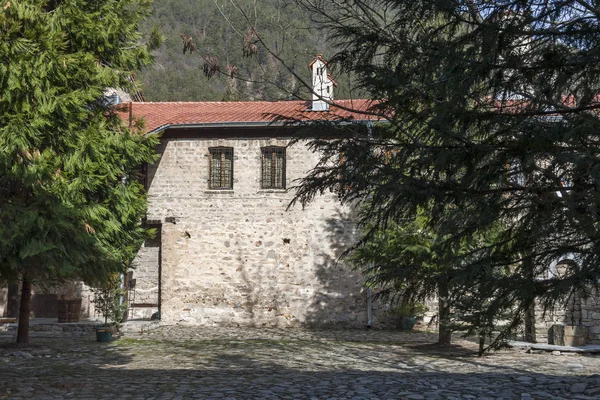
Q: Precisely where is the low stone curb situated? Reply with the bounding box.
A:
[509,340,600,353]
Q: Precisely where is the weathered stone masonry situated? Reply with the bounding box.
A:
[131,128,390,327]
[535,289,600,344]
[128,124,600,340]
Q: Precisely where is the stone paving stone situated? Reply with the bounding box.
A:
[0,326,599,399]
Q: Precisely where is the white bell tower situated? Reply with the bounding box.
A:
[309,54,336,111]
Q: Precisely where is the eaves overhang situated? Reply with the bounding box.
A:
[145,119,378,135]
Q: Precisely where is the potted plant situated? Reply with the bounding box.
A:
[390,302,428,331]
[91,274,125,342]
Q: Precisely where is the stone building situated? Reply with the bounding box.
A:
[0,56,390,328]
[1,55,599,342]
[121,93,387,327]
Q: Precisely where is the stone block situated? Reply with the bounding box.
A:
[590,325,600,334]
[548,324,588,346]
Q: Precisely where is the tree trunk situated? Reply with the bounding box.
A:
[523,256,536,343]
[16,278,32,345]
[524,302,537,343]
[478,335,486,357]
[438,279,452,346]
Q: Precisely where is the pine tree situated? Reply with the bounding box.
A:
[351,212,456,346]
[291,0,600,349]
[0,0,159,344]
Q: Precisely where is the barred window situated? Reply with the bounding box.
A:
[261,147,286,189]
[209,147,233,189]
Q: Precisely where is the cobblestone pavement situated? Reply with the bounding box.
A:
[0,326,599,399]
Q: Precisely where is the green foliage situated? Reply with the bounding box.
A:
[390,303,428,319]
[0,0,158,288]
[136,0,361,101]
[91,273,126,326]
[352,206,502,343]
[351,212,440,306]
[293,0,600,349]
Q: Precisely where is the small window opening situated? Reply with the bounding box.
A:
[261,147,286,189]
[209,147,233,189]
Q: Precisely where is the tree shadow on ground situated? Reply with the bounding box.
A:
[0,333,598,399]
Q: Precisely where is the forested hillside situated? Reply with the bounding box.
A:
[137,0,356,102]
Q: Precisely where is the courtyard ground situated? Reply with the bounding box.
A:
[0,326,599,399]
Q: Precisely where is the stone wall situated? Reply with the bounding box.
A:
[0,287,6,317]
[535,291,600,345]
[79,283,96,320]
[532,262,600,344]
[129,239,160,319]
[580,291,600,343]
[534,299,581,343]
[0,282,94,320]
[140,133,392,328]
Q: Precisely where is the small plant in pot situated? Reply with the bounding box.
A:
[91,274,125,342]
[390,302,428,331]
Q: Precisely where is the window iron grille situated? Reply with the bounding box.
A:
[209,147,233,189]
[261,147,286,189]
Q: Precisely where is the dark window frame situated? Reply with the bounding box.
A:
[209,147,234,190]
[261,146,286,189]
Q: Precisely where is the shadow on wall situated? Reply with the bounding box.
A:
[1,281,89,319]
[144,140,165,192]
[142,137,386,328]
[304,206,391,329]
[236,242,258,323]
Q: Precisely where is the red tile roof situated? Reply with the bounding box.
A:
[308,54,330,69]
[118,99,378,133]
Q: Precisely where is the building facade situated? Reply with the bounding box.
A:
[2,56,599,343]
[123,98,390,327]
